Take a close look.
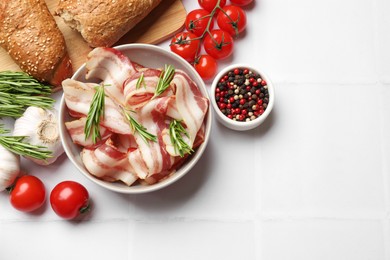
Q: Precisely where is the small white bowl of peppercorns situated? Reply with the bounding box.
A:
[210,64,274,131]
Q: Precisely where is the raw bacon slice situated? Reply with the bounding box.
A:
[129,97,176,178]
[85,47,136,105]
[128,149,149,179]
[62,78,96,117]
[62,79,131,135]
[165,96,183,120]
[65,117,112,148]
[81,139,138,186]
[123,68,161,109]
[163,71,208,156]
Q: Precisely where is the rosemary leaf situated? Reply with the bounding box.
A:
[0,124,52,160]
[0,104,24,117]
[123,109,157,144]
[84,84,105,144]
[169,119,193,157]
[153,64,175,98]
[136,73,146,89]
[0,71,52,95]
[13,95,55,109]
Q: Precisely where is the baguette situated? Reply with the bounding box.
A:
[56,0,162,47]
[0,0,73,89]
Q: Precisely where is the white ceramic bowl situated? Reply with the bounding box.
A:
[59,44,212,194]
[210,64,274,131]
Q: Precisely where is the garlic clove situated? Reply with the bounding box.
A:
[0,145,20,191]
[13,106,64,165]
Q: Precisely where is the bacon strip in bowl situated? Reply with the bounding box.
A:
[59,44,211,194]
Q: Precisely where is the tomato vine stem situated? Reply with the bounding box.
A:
[185,0,238,60]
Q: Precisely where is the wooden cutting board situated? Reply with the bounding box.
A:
[0,0,186,72]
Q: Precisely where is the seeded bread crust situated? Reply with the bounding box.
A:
[0,0,72,88]
[55,0,162,47]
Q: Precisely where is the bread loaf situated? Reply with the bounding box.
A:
[56,0,162,47]
[0,0,73,89]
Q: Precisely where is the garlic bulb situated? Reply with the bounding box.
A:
[0,145,20,191]
[13,106,64,165]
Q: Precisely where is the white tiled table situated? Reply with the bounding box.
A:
[1,0,389,259]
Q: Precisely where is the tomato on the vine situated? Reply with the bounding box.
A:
[198,0,226,13]
[216,5,247,38]
[50,181,90,220]
[194,55,218,80]
[185,9,214,37]
[230,0,254,6]
[10,175,46,212]
[170,32,200,62]
[203,29,234,60]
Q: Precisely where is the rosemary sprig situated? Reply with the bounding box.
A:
[153,64,175,98]
[0,104,24,117]
[0,71,54,118]
[169,119,194,157]
[0,71,52,95]
[136,73,146,89]
[122,109,157,144]
[0,124,52,160]
[0,92,54,117]
[13,95,55,109]
[84,84,105,144]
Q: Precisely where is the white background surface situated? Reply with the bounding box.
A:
[1,0,389,259]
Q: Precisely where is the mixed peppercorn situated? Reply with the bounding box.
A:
[215,68,269,122]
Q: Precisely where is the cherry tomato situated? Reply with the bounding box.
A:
[203,29,234,60]
[194,55,218,80]
[170,32,201,62]
[217,5,247,38]
[10,175,46,212]
[50,181,90,220]
[230,0,254,6]
[185,9,214,37]
[198,0,226,12]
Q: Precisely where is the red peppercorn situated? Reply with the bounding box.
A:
[241,109,247,115]
[257,99,263,105]
[261,80,267,86]
[229,97,234,103]
[255,89,261,95]
[227,114,233,119]
[216,88,220,93]
[234,69,240,75]
[249,78,255,83]
[235,108,241,114]
[243,69,249,74]
[239,99,245,105]
[252,81,258,87]
[227,103,232,109]
[219,103,226,109]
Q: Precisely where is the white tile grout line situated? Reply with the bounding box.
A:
[373,0,390,257]
[253,126,263,260]
[380,82,390,260]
